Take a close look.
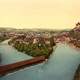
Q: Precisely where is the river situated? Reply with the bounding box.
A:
[0,40,32,65]
[0,40,80,80]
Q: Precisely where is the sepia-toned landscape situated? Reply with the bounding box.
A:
[0,0,80,80]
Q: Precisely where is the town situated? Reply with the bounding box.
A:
[0,22,80,58]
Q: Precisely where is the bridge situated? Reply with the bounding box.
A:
[0,56,45,76]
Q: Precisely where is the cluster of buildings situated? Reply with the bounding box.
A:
[54,32,70,43]
[69,22,80,48]
[10,32,55,47]
[0,22,80,48]
[54,22,80,48]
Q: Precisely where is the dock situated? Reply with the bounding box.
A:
[0,56,45,76]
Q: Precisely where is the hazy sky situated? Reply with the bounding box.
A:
[0,0,80,29]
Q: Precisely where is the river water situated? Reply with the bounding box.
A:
[0,40,80,80]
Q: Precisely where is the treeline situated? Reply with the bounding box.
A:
[12,41,53,58]
[0,34,9,42]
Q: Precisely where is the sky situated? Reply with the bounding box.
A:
[0,0,80,29]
